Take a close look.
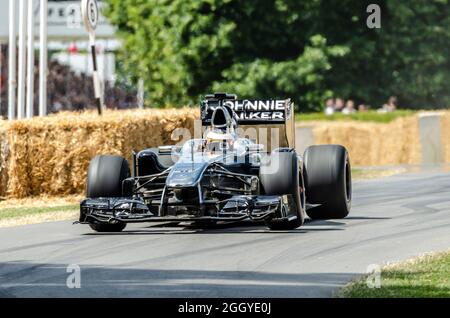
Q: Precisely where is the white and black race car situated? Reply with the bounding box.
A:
[78,93,351,232]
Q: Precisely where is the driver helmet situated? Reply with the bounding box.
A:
[204,129,236,153]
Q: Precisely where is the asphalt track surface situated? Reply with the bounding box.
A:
[0,169,450,298]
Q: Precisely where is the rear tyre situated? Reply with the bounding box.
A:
[86,155,130,232]
[304,145,351,219]
[260,151,305,230]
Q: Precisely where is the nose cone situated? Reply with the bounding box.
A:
[166,162,208,187]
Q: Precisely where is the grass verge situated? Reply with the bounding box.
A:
[296,110,415,123]
[0,204,79,220]
[337,251,450,298]
[0,196,81,228]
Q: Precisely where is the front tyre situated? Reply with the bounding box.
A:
[260,151,305,230]
[89,222,127,233]
[87,155,130,198]
[86,155,130,232]
[304,145,351,219]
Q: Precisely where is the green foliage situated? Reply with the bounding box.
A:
[105,0,450,111]
[316,0,450,109]
[105,0,348,111]
[213,35,348,112]
[297,110,415,123]
[382,0,450,108]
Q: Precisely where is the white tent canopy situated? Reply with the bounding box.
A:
[0,0,116,43]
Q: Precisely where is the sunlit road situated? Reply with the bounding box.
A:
[1,170,450,297]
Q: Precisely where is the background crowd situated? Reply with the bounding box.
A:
[324,96,398,115]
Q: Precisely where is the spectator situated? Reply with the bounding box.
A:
[334,98,345,112]
[324,98,335,115]
[342,99,356,114]
[358,104,369,112]
[386,96,398,112]
[378,96,398,113]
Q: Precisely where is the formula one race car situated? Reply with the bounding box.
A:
[78,93,351,232]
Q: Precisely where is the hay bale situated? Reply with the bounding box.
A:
[0,120,10,197]
[441,111,450,164]
[4,109,445,198]
[306,116,421,166]
[4,108,199,198]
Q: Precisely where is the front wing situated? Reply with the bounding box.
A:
[78,194,298,224]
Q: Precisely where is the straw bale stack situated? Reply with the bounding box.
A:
[1,108,198,198]
[0,120,9,197]
[441,111,450,164]
[305,116,422,166]
[2,109,449,199]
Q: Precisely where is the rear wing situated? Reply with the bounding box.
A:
[200,93,296,151]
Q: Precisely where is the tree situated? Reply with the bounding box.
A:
[381,0,450,108]
[213,35,348,112]
[315,0,450,109]
[106,0,450,111]
[105,0,347,111]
